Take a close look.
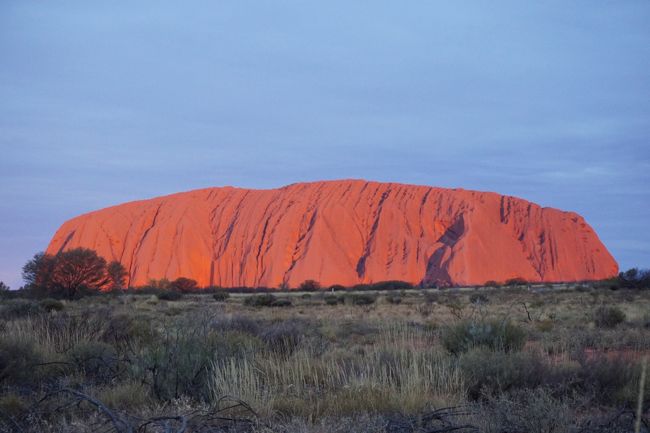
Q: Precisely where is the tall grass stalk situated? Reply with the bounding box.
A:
[209,322,464,417]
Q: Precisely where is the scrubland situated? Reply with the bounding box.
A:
[1,285,649,432]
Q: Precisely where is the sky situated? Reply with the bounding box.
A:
[1,1,649,288]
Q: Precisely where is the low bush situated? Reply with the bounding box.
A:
[505,278,527,286]
[299,280,321,291]
[211,315,261,335]
[385,294,402,304]
[244,294,277,307]
[170,277,198,292]
[39,298,64,312]
[370,280,413,291]
[469,293,489,305]
[478,388,576,433]
[0,337,42,386]
[271,298,292,307]
[157,290,183,301]
[66,341,119,384]
[212,292,230,302]
[243,294,292,307]
[442,319,526,354]
[349,294,376,305]
[324,294,341,305]
[460,349,554,399]
[593,306,625,328]
[260,319,306,354]
[103,313,159,349]
[96,381,151,411]
[134,331,210,401]
[0,299,43,319]
[576,355,638,405]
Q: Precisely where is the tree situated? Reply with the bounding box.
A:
[22,248,110,299]
[0,281,9,291]
[618,268,650,289]
[299,279,321,291]
[107,261,128,290]
[22,252,56,288]
[170,277,198,293]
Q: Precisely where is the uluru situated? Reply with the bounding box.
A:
[46,180,618,288]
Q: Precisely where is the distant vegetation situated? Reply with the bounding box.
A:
[11,248,649,301]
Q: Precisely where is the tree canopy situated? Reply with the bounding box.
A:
[22,248,126,298]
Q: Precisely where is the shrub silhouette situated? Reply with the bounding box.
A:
[442,319,526,354]
[299,279,321,291]
[244,294,277,307]
[22,249,123,299]
[170,277,198,293]
[157,291,183,301]
[39,298,64,312]
[212,292,230,302]
[593,306,626,328]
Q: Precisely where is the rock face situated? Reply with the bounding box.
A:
[46,180,618,287]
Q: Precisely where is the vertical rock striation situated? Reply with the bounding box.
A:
[46,180,618,287]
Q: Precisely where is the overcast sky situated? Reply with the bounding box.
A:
[1,1,649,288]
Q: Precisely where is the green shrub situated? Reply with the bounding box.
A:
[244,293,276,307]
[271,298,292,307]
[133,320,259,402]
[324,294,340,305]
[102,313,159,350]
[0,337,42,386]
[96,381,151,411]
[593,306,626,328]
[442,319,526,354]
[469,293,489,305]
[350,294,376,305]
[260,319,308,354]
[385,294,402,304]
[211,315,261,335]
[576,355,637,405]
[479,388,575,432]
[460,348,551,399]
[212,292,230,302]
[66,341,119,384]
[157,290,183,301]
[483,280,500,287]
[0,299,43,319]
[39,298,64,312]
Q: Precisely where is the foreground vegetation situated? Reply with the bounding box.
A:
[1,283,649,432]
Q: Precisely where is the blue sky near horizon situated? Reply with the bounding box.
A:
[1,1,649,288]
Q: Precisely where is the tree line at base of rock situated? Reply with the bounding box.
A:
[1,247,647,299]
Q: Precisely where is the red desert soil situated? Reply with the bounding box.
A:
[46,180,618,288]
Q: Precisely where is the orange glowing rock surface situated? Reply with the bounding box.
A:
[46,180,618,288]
